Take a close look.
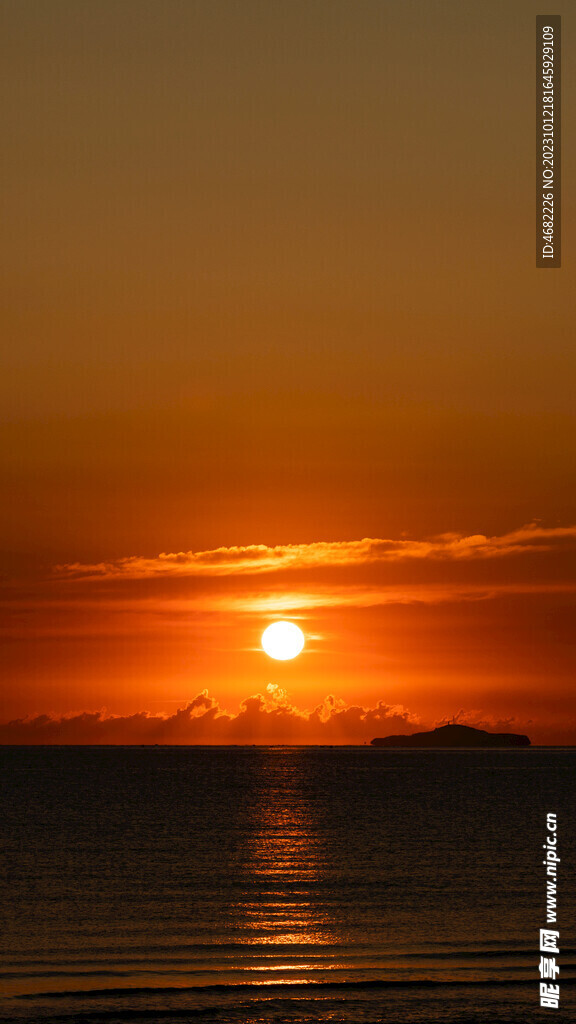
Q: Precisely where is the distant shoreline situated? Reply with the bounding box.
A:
[1,743,576,749]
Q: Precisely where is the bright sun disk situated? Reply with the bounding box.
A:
[261,621,305,661]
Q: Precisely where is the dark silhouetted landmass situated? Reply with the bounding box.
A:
[371,723,531,747]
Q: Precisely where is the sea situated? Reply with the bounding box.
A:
[1,746,575,1024]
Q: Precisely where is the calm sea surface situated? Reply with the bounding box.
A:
[1,746,575,1024]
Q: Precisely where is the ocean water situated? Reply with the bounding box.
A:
[0,745,575,1024]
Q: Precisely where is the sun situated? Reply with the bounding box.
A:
[261,621,305,661]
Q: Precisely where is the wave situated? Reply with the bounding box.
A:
[5,943,571,966]
[18,975,576,1001]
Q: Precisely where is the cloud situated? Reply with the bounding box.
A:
[0,689,421,745]
[3,691,569,744]
[53,523,576,581]
[212,581,576,617]
[436,709,527,732]
[2,578,575,643]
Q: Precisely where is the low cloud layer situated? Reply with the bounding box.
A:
[0,688,565,745]
[0,689,546,745]
[54,522,576,581]
[0,688,422,745]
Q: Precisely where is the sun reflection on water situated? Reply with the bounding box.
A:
[227,751,340,974]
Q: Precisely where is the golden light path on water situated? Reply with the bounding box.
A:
[228,750,344,985]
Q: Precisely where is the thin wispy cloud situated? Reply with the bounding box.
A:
[54,523,576,581]
[216,580,576,615]
[3,581,575,640]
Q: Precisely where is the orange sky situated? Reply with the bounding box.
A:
[1,1,575,743]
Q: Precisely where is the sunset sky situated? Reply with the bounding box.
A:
[2,0,575,743]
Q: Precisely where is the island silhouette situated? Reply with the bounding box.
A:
[371,723,531,747]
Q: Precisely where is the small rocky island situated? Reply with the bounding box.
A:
[371,723,531,748]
